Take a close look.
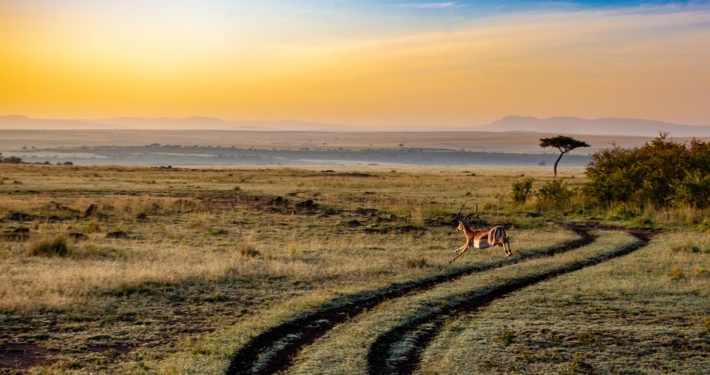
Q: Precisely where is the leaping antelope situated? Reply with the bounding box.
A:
[450,201,512,263]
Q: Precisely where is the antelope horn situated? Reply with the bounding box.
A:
[463,203,479,221]
[456,201,469,218]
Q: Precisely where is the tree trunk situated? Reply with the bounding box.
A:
[553,151,566,177]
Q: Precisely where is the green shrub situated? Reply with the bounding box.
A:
[585,134,710,208]
[511,177,535,204]
[670,171,710,208]
[27,235,71,257]
[609,203,640,220]
[1,156,23,164]
[537,179,573,210]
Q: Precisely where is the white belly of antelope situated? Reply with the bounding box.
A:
[473,237,490,249]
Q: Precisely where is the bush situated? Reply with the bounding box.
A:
[585,134,710,208]
[670,171,710,208]
[537,179,573,210]
[2,156,23,164]
[511,177,535,204]
[27,235,71,257]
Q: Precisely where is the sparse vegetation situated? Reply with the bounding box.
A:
[495,326,516,346]
[1,155,23,164]
[0,163,708,374]
[536,178,574,211]
[10,140,592,167]
[416,231,710,374]
[239,243,260,258]
[404,257,428,268]
[511,177,535,204]
[26,234,71,257]
[291,231,643,375]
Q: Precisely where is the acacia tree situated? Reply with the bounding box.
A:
[540,135,590,177]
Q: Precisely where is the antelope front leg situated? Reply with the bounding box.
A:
[453,243,467,254]
[449,245,469,263]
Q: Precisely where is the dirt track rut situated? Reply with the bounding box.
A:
[366,229,652,375]
[225,225,600,375]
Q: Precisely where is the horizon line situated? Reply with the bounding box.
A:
[2,114,709,128]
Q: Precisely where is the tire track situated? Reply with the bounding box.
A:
[225,227,594,375]
[366,229,654,375]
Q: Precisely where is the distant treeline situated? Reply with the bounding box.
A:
[18,145,591,166]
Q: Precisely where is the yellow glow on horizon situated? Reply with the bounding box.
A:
[1,4,710,126]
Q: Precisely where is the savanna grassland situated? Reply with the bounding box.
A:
[0,163,708,374]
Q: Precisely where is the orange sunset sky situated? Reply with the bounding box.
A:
[1,1,709,127]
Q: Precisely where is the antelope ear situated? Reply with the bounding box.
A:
[464,213,475,221]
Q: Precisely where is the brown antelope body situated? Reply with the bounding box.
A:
[450,201,512,263]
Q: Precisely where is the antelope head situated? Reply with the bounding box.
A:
[455,201,478,231]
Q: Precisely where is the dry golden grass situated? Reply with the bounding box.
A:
[285,231,637,375]
[0,163,707,374]
[418,232,710,374]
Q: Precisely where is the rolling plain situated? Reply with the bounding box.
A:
[0,131,709,374]
[0,132,710,374]
[2,129,703,167]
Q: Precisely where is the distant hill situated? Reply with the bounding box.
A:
[96,117,268,130]
[94,116,236,130]
[476,116,710,137]
[92,117,465,131]
[4,114,710,136]
[0,115,129,130]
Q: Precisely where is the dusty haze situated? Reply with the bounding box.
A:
[2,129,706,167]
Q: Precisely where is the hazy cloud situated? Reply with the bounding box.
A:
[395,2,456,9]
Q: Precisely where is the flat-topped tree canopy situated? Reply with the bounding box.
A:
[540,135,591,177]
